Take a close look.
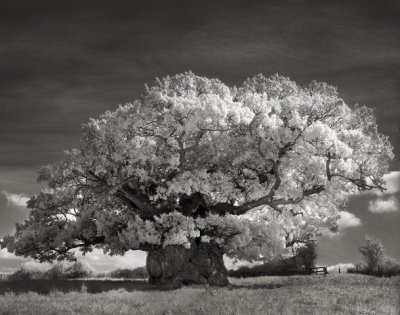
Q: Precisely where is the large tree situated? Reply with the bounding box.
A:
[1,72,393,286]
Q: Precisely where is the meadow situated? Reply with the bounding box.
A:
[0,274,399,315]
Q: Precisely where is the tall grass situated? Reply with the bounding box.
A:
[0,274,399,315]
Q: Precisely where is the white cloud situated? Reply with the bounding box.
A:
[366,171,400,195]
[0,249,147,274]
[319,211,361,238]
[327,263,355,273]
[75,249,147,272]
[336,211,362,229]
[368,196,399,213]
[382,171,400,194]
[21,261,53,272]
[1,190,29,207]
[0,248,18,260]
[223,256,263,270]
[350,171,400,197]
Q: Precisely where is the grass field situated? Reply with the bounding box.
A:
[0,274,399,315]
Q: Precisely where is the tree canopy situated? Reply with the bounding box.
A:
[2,72,394,264]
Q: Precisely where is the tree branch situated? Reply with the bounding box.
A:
[211,184,325,216]
[326,153,333,181]
[330,173,385,191]
[119,186,161,219]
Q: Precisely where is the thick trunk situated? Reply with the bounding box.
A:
[146,240,229,287]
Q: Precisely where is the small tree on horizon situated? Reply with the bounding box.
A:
[359,237,385,273]
[358,236,400,275]
[1,72,393,287]
[295,240,318,271]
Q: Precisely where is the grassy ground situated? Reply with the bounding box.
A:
[0,274,399,315]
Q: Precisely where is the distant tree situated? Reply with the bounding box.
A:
[8,268,34,281]
[295,240,317,271]
[359,237,386,273]
[44,263,65,280]
[358,237,400,276]
[64,261,93,279]
[109,267,148,279]
[1,72,393,287]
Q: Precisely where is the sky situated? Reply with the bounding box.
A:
[0,0,399,272]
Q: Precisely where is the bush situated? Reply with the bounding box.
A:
[7,262,149,281]
[359,237,385,273]
[93,272,106,278]
[44,264,65,280]
[354,237,400,277]
[8,269,35,280]
[108,267,148,279]
[295,240,317,271]
[228,240,318,278]
[8,261,94,280]
[64,261,93,279]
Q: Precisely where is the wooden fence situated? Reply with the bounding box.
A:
[309,266,328,275]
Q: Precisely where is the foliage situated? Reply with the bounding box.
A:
[353,237,400,277]
[64,261,93,279]
[347,263,364,274]
[0,279,153,295]
[1,72,393,264]
[42,261,94,279]
[228,241,318,278]
[43,264,65,280]
[228,258,308,277]
[108,267,148,279]
[7,261,93,280]
[8,269,35,281]
[359,237,386,273]
[294,240,317,270]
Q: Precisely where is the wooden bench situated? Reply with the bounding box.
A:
[309,266,328,275]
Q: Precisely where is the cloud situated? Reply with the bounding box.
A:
[361,171,400,196]
[0,248,147,274]
[368,196,399,213]
[0,248,18,260]
[349,171,400,197]
[74,249,147,272]
[1,190,29,207]
[382,171,400,194]
[21,261,53,272]
[327,263,355,273]
[319,211,362,238]
[336,211,362,229]
[223,256,264,271]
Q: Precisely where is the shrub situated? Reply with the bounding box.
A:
[64,261,93,279]
[228,240,318,278]
[8,269,34,280]
[355,237,400,277]
[44,264,65,280]
[8,261,95,280]
[359,237,385,273]
[294,240,317,271]
[108,267,148,279]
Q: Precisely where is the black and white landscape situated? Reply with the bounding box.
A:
[0,1,399,314]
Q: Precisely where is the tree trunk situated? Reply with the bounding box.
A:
[146,240,229,287]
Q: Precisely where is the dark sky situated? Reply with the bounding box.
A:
[1,0,399,271]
